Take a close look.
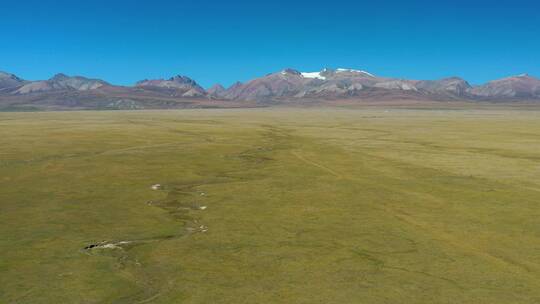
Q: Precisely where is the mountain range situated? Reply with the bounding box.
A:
[1,68,539,110]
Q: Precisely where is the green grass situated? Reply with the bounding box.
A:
[1,108,540,303]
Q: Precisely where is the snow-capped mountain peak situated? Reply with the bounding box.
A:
[280,69,301,76]
[301,71,326,80]
[336,68,375,77]
[300,68,375,80]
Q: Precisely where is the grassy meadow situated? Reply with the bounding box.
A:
[1,108,540,303]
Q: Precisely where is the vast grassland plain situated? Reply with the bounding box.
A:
[2,108,540,303]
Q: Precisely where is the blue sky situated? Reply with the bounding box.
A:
[0,0,538,88]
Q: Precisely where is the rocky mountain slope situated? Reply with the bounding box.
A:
[469,74,540,99]
[0,71,27,91]
[5,73,108,95]
[207,84,226,98]
[135,75,206,98]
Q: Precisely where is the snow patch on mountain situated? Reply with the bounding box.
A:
[301,71,326,80]
[336,68,375,77]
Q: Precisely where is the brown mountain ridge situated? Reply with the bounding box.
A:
[1,69,539,110]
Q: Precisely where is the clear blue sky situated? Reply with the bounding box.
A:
[1,0,538,88]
